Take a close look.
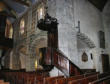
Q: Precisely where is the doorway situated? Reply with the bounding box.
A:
[101,54,110,72]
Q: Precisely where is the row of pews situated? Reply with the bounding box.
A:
[0,70,49,84]
[0,71,110,84]
[44,72,110,84]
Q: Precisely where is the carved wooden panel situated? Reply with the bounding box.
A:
[39,47,52,65]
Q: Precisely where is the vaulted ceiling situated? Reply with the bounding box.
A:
[88,0,108,11]
[0,0,37,22]
[0,0,109,23]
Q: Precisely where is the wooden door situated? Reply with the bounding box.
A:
[101,54,110,72]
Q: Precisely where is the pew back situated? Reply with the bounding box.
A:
[89,76,110,84]
[68,78,86,84]
[67,75,84,82]
[43,76,64,84]
[55,78,67,84]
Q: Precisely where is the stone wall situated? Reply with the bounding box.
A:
[47,0,105,73]
[12,1,47,71]
[47,0,78,66]
[10,0,108,74]
[103,0,110,68]
[74,0,104,72]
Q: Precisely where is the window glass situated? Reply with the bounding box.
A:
[20,19,25,34]
[37,6,45,20]
[9,26,13,38]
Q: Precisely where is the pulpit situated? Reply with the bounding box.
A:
[37,13,58,70]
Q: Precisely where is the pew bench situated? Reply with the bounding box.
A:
[84,72,99,77]
[68,74,98,84]
[98,72,110,79]
[55,78,67,84]
[89,76,110,84]
[43,76,64,84]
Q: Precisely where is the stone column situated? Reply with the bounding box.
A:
[25,7,36,71]
[12,49,21,70]
[12,20,21,70]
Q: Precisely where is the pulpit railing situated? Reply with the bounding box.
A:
[40,47,83,77]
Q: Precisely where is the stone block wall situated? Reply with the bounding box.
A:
[12,1,47,71]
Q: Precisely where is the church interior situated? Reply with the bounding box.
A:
[0,0,110,84]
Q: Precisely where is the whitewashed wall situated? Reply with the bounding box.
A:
[74,0,104,72]
[103,1,110,67]
[47,0,105,74]
[47,0,78,66]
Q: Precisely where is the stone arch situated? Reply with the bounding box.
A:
[30,36,47,54]
[17,44,27,69]
[29,35,47,70]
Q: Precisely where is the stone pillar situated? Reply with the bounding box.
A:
[12,49,21,70]
[25,7,36,71]
[11,20,21,70]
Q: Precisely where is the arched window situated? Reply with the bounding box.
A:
[37,5,45,20]
[20,18,25,35]
[5,19,13,39]
[9,26,13,38]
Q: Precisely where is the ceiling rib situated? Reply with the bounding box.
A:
[13,0,30,6]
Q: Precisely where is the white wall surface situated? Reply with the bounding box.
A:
[74,0,104,72]
[47,0,105,75]
[103,0,110,68]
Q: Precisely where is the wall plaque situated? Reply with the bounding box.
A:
[82,52,88,62]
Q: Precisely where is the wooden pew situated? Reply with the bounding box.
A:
[55,78,67,84]
[55,74,97,84]
[67,72,99,83]
[85,75,98,83]
[89,76,110,84]
[67,75,84,82]
[43,76,64,84]
[98,72,110,79]
[0,71,48,84]
[84,72,99,77]
[68,78,86,84]
[68,74,98,84]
